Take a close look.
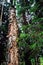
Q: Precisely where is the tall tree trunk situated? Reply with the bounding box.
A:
[7,6,18,65]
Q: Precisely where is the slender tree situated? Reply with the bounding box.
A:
[7,6,18,65]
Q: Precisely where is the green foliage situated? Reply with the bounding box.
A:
[39,56,43,65]
[31,58,35,65]
[30,3,40,12]
[20,33,28,39]
[17,0,43,65]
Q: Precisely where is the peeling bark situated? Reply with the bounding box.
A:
[7,6,18,65]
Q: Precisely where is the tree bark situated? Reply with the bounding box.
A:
[7,6,18,65]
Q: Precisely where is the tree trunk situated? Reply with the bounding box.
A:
[35,56,39,65]
[0,4,3,26]
[7,6,18,65]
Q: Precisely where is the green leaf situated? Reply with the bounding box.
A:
[29,43,36,50]
[20,33,28,38]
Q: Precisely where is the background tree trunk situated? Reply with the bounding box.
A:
[7,6,18,65]
[22,12,28,25]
